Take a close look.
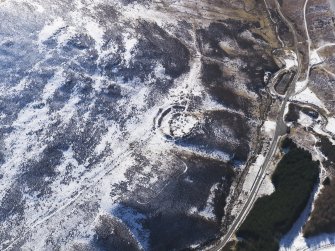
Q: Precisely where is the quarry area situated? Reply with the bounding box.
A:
[0,0,335,251]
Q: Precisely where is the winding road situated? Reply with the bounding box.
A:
[208,0,303,250]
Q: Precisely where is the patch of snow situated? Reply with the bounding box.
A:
[122,3,177,26]
[298,111,314,127]
[0,112,7,120]
[184,176,194,183]
[57,146,79,174]
[291,87,328,112]
[218,39,238,54]
[242,154,266,192]
[295,79,309,93]
[0,102,51,193]
[123,34,137,65]
[154,63,167,79]
[326,117,335,135]
[5,78,29,96]
[264,71,272,84]
[262,120,276,135]
[280,159,330,251]
[42,69,65,101]
[284,58,297,70]
[279,181,331,251]
[189,183,219,221]
[56,95,80,125]
[179,146,232,163]
[168,56,203,106]
[38,17,66,45]
[111,204,150,250]
[310,50,323,65]
[56,25,77,45]
[170,114,198,138]
[330,0,335,13]
[25,1,45,13]
[240,30,267,46]
[318,245,335,251]
[258,173,275,197]
[284,102,293,127]
[202,96,245,116]
[85,20,105,51]
[282,49,298,70]
[94,123,121,155]
[91,75,109,93]
[190,243,201,249]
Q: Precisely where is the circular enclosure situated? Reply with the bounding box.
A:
[155,105,199,140]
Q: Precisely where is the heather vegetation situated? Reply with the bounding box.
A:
[236,141,319,251]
